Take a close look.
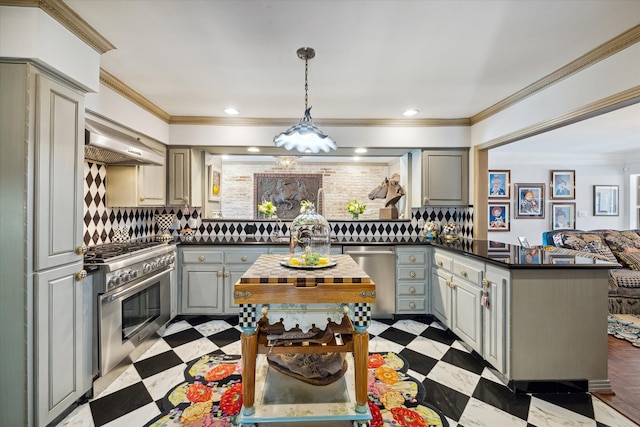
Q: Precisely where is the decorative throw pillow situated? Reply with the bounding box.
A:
[603,231,640,267]
[558,232,617,263]
[616,253,640,271]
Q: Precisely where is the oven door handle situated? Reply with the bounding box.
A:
[101,268,173,304]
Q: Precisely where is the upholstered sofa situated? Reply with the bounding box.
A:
[542,229,640,314]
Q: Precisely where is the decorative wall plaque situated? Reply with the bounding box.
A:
[255,173,323,220]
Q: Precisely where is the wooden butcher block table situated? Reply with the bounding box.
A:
[234,254,376,426]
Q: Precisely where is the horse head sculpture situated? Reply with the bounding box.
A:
[368,173,405,208]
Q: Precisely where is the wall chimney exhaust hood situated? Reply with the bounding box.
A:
[84,118,164,166]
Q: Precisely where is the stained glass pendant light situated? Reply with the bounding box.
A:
[274,47,337,154]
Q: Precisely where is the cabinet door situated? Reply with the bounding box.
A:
[483,266,508,374]
[35,74,84,270]
[422,150,469,206]
[431,270,451,327]
[451,277,483,353]
[225,267,246,314]
[138,164,166,206]
[181,264,224,314]
[35,262,88,426]
[168,148,190,206]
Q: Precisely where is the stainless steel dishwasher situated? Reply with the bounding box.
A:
[343,246,396,318]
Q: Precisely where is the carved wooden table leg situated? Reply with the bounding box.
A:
[353,302,372,414]
[239,303,258,416]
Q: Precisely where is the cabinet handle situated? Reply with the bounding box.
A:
[409,255,416,263]
[224,271,230,278]
[409,270,416,279]
[76,245,87,255]
[437,259,443,267]
[482,278,489,287]
[409,286,416,294]
[139,196,145,201]
[198,255,205,262]
[241,255,248,262]
[217,270,223,277]
[460,269,467,277]
[409,302,416,309]
[76,270,87,281]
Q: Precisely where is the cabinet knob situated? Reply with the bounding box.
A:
[409,255,416,263]
[409,302,416,309]
[224,271,230,278]
[482,278,489,287]
[409,270,416,279]
[198,255,205,262]
[460,269,467,277]
[241,255,248,262]
[76,245,87,255]
[409,286,416,294]
[139,196,145,201]
[437,259,443,267]
[217,270,223,277]
[76,270,87,281]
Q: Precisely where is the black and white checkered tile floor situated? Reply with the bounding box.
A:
[57,315,635,427]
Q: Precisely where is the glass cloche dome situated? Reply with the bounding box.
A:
[289,202,331,266]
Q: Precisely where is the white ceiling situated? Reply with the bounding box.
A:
[65,0,640,155]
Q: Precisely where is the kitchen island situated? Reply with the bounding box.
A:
[233,254,375,426]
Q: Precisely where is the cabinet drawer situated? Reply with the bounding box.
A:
[433,252,453,271]
[397,298,426,312]
[225,251,264,264]
[397,267,425,281]
[397,250,426,265]
[182,250,223,264]
[452,257,484,284]
[397,282,426,296]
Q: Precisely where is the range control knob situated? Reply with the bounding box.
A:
[120,271,130,283]
[142,263,151,274]
[129,269,138,279]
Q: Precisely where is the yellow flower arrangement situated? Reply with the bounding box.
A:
[346,200,366,219]
[257,200,276,218]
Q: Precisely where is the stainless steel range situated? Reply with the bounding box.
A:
[85,239,176,395]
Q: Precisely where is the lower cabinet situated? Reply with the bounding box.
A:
[180,247,267,315]
[35,262,92,426]
[396,246,428,314]
[431,268,452,327]
[482,264,508,374]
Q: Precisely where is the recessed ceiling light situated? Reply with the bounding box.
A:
[353,156,361,161]
[224,108,239,115]
[403,109,419,116]
[221,155,230,160]
[355,148,368,154]
[247,147,260,153]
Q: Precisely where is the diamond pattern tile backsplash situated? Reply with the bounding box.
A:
[84,162,473,246]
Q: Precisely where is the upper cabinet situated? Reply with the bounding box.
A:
[106,164,166,207]
[168,148,203,207]
[421,149,469,206]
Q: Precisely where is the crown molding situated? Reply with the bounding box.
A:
[0,0,116,54]
[168,116,471,127]
[100,68,171,122]
[477,85,640,150]
[471,24,640,125]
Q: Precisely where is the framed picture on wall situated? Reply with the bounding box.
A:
[550,202,576,230]
[488,203,510,231]
[550,170,575,199]
[593,185,619,216]
[488,170,510,199]
[514,183,545,218]
[208,165,221,201]
[518,247,542,264]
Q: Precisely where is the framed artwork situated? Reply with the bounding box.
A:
[255,173,322,220]
[488,241,510,252]
[487,253,511,264]
[488,203,510,231]
[488,170,510,199]
[550,170,575,199]
[593,185,619,216]
[208,165,221,201]
[514,183,545,219]
[518,247,542,264]
[548,254,575,265]
[550,202,576,230]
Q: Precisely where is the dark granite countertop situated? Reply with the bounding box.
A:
[175,236,618,269]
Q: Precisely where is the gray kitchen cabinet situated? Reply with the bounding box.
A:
[396,246,428,314]
[35,263,90,425]
[106,164,166,207]
[168,148,203,207]
[431,250,453,327]
[482,264,508,374]
[179,247,266,315]
[1,63,90,427]
[421,149,469,206]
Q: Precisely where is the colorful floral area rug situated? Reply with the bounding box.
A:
[608,314,640,347]
[145,352,448,427]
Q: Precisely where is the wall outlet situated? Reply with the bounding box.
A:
[578,210,587,218]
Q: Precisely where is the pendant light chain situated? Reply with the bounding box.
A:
[304,57,309,112]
